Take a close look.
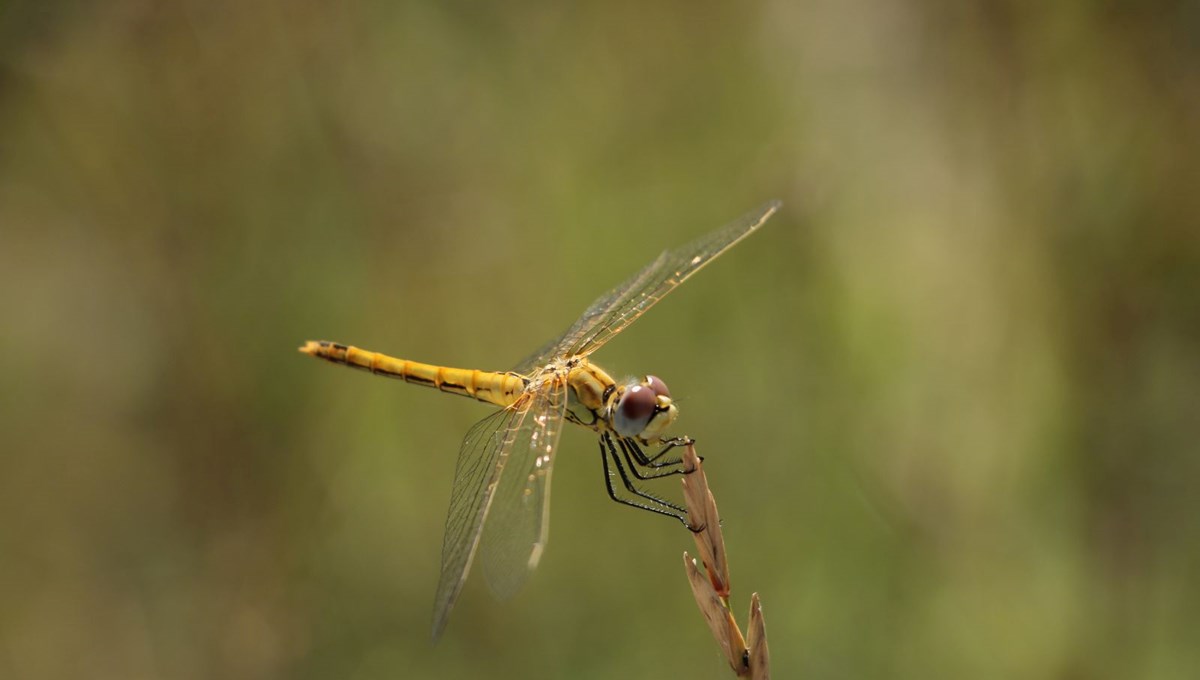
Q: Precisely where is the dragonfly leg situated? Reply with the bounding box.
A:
[646,435,695,462]
[598,436,690,525]
[639,436,703,467]
[607,437,688,512]
[618,438,689,480]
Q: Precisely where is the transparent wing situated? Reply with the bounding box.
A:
[431,401,529,640]
[429,374,568,640]
[511,201,780,373]
[478,377,567,599]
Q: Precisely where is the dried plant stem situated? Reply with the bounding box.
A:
[680,444,770,679]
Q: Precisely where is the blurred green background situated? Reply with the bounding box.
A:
[2,1,1198,678]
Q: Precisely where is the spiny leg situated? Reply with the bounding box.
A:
[645,436,695,465]
[597,436,689,524]
[604,434,689,514]
[606,442,689,519]
[623,436,699,471]
[618,438,690,481]
[597,438,691,525]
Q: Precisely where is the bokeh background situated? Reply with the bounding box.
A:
[2,1,1198,678]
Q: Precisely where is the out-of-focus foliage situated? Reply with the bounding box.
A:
[2,1,1197,678]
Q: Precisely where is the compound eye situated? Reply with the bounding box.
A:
[613,385,656,437]
[645,375,671,399]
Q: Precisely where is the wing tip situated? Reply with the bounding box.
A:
[430,585,459,643]
[758,199,783,221]
[430,611,450,643]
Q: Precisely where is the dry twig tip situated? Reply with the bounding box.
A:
[679,443,769,678]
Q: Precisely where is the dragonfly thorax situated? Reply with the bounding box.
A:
[563,362,678,441]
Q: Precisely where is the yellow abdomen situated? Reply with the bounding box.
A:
[299,340,527,408]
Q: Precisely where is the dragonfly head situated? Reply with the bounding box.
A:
[611,375,677,440]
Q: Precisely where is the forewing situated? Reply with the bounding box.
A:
[431,401,530,641]
[478,377,568,599]
[512,201,780,372]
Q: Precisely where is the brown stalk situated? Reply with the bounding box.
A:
[681,444,770,678]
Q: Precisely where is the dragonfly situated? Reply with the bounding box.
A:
[300,200,780,639]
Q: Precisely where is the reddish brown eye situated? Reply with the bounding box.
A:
[645,375,671,399]
[613,385,656,436]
